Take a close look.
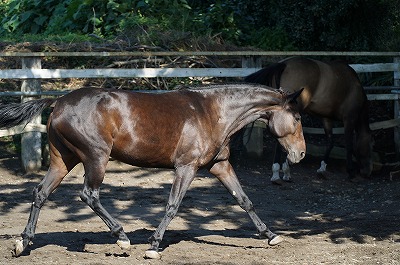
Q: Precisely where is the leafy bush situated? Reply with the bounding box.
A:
[0,0,399,51]
[248,27,296,51]
[264,0,398,51]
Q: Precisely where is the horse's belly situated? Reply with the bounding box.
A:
[110,137,177,168]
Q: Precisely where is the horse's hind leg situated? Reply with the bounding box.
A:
[14,156,75,256]
[79,159,130,250]
[210,160,282,246]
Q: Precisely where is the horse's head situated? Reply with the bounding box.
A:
[266,89,306,164]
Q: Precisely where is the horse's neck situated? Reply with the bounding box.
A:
[210,88,281,137]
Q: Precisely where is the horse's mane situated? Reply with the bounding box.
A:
[244,63,287,89]
[179,82,273,92]
[175,83,286,104]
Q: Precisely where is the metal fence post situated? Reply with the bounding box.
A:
[21,57,42,172]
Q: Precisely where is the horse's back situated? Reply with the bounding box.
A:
[48,87,218,168]
[279,57,320,92]
[278,57,366,118]
[280,57,361,95]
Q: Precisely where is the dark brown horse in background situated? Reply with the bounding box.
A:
[0,84,305,259]
[245,56,372,183]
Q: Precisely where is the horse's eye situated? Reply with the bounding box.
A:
[294,114,301,122]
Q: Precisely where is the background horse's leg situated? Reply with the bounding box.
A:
[146,165,197,259]
[209,160,282,245]
[355,122,373,178]
[14,157,74,256]
[281,159,291,181]
[271,141,282,183]
[317,118,334,175]
[271,142,291,183]
[79,158,130,250]
[343,118,357,179]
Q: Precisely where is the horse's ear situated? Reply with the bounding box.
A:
[286,87,304,103]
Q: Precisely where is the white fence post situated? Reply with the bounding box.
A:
[21,57,42,172]
[394,57,400,157]
[241,56,264,158]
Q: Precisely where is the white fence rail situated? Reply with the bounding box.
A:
[0,63,398,79]
[0,51,399,172]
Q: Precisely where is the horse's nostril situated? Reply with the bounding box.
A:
[300,151,305,159]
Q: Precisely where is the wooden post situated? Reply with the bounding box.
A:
[21,57,42,172]
[241,56,264,158]
[394,57,400,158]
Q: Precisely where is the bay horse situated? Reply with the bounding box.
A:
[245,56,372,183]
[0,84,305,259]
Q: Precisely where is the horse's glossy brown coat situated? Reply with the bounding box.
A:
[0,84,305,257]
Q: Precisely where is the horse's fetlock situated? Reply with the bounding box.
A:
[147,235,155,243]
[110,225,123,237]
[21,231,33,242]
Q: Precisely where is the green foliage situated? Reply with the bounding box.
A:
[1,0,62,34]
[264,0,398,51]
[0,0,398,51]
[248,27,296,51]
[192,1,242,42]
[0,0,192,37]
[117,0,193,46]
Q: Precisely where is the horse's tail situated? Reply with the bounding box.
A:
[0,98,56,129]
[244,62,287,88]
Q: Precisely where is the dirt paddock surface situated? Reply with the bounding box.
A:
[1,153,400,265]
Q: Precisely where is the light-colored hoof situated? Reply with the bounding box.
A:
[268,235,283,246]
[116,239,131,250]
[144,250,161,259]
[14,239,25,257]
[317,161,327,174]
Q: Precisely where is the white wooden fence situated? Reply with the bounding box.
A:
[0,51,399,172]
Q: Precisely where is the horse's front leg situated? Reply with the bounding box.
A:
[317,118,334,175]
[146,165,197,259]
[271,141,283,183]
[209,160,282,246]
[343,120,357,179]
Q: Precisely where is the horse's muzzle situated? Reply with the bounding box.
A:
[286,149,306,164]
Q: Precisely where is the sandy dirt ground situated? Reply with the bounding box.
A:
[1,151,400,265]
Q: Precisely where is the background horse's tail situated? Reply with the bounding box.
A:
[244,62,287,88]
[0,98,56,129]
